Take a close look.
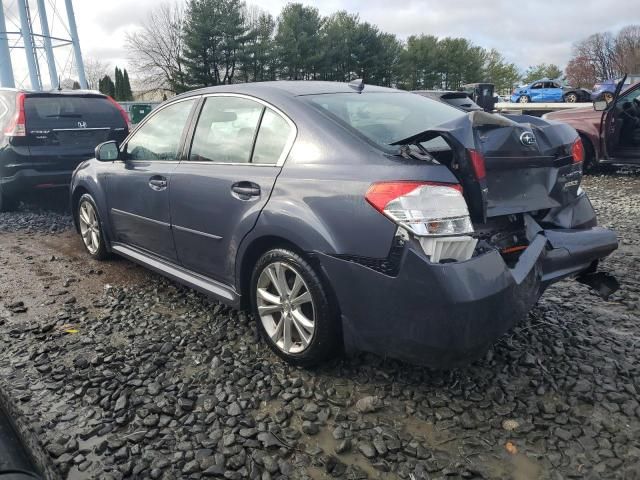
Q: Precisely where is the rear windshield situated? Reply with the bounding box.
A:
[25,96,123,127]
[305,91,464,149]
[441,93,481,109]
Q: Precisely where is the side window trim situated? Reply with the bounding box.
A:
[121,96,198,162]
[186,92,297,167]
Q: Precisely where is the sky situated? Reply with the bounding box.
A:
[2,0,640,89]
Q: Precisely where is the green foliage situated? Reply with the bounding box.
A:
[98,75,115,98]
[484,49,521,93]
[182,0,248,87]
[522,63,563,84]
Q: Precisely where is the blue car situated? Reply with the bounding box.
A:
[511,79,589,104]
[591,74,640,102]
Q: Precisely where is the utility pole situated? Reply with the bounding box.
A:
[0,5,15,88]
[36,0,58,88]
[17,0,42,90]
[64,0,86,88]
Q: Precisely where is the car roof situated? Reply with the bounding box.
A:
[174,81,399,102]
[0,87,106,97]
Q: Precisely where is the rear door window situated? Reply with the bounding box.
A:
[190,96,264,164]
[252,109,293,164]
[24,96,124,128]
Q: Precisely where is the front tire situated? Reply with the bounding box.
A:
[77,194,109,260]
[581,136,599,174]
[251,248,340,367]
[518,95,530,103]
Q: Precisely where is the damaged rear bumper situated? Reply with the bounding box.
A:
[316,215,618,368]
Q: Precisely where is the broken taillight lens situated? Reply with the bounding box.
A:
[468,149,486,180]
[571,138,584,164]
[365,181,473,237]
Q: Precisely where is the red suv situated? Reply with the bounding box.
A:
[544,77,640,172]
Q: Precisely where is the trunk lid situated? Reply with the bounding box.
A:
[395,111,583,222]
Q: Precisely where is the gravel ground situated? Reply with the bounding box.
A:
[0,175,639,480]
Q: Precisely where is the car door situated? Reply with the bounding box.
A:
[603,83,640,162]
[170,94,296,285]
[529,82,544,102]
[106,97,197,260]
[546,82,563,102]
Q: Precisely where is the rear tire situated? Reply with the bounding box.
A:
[603,92,614,104]
[77,193,109,260]
[564,92,578,103]
[251,248,341,367]
[581,136,599,174]
[518,95,530,103]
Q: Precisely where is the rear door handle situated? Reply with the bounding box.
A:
[231,181,260,200]
[149,176,168,191]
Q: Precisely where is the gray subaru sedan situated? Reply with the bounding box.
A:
[70,81,618,367]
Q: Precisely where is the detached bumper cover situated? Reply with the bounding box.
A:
[317,222,617,367]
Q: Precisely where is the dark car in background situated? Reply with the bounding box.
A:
[511,79,590,103]
[0,89,130,211]
[591,74,640,102]
[71,81,617,368]
[413,90,483,112]
[544,77,640,172]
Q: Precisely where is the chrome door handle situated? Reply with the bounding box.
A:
[149,177,167,191]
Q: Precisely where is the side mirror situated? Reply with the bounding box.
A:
[95,141,120,161]
[593,100,608,111]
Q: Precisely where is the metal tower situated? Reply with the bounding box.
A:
[0,0,87,90]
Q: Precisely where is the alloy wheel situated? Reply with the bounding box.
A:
[79,200,101,255]
[565,93,578,103]
[603,92,614,103]
[256,261,315,354]
[518,96,529,103]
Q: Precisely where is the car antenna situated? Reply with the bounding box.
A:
[349,78,365,93]
[57,76,62,91]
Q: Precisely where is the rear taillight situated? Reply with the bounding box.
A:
[571,138,584,164]
[5,92,26,137]
[468,149,486,180]
[107,96,132,129]
[366,181,478,263]
[365,181,473,237]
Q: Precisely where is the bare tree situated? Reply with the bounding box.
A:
[615,25,640,74]
[125,2,186,95]
[84,57,111,91]
[573,32,619,81]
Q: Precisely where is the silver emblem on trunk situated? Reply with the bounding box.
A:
[77,121,87,128]
[520,132,536,146]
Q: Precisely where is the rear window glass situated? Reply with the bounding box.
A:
[24,96,122,125]
[306,92,464,148]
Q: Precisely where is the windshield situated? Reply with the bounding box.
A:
[24,96,124,127]
[305,91,465,148]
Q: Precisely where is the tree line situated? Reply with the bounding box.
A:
[125,1,639,97]
[126,1,523,95]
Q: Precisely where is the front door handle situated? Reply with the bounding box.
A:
[149,176,168,191]
[231,181,260,200]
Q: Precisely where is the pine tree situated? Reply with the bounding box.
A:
[114,67,123,100]
[122,69,134,101]
[98,75,115,98]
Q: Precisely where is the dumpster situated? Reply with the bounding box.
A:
[129,103,154,124]
[463,83,496,112]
